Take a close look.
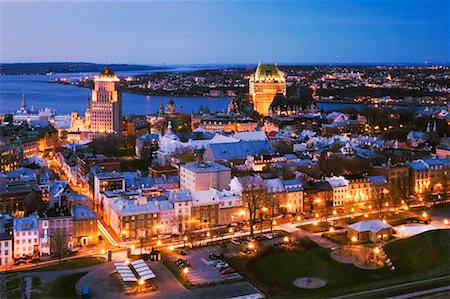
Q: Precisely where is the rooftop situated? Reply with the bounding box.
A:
[348,219,392,233]
[181,161,230,173]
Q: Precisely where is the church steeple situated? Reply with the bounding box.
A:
[158,99,165,117]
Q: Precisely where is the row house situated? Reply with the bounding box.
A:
[13,215,39,258]
[325,176,349,207]
[92,171,125,213]
[168,191,193,234]
[190,190,220,228]
[345,175,371,204]
[71,206,98,247]
[409,158,450,196]
[0,214,13,266]
[109,195,173,241]
[370,163,409,200]
[38,211,73,255]
[282,180,304,213]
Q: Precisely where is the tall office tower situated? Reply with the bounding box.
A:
[89,67,122,136]
[249,63,286,116]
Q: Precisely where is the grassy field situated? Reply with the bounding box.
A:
[297,222,330,233]
[46,272,88,299]
[29,257,105,272]
[231,230,450,298]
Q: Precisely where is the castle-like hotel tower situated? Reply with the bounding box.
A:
[249,63,286,116]
[89,67,122,136]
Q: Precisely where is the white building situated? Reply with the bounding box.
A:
[325,176,349,207]
[0,236,12,266]
[13,215,40,258]
[180,161,231,192]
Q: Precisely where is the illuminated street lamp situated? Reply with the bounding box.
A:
[157,240,162,246]
[443,219,448,227]
[329,227,335,233]
[101,249,105,255]
[283,236,289,243]
[333,210,337,216]
[183,267,189,274]
[315,213,319,218]
[169,245,174,251]
[125,258,130,265]
[422,211,428,218]
[350,236,357,255]
[248,242,255,250]
[131,244,135,250]
[183,236,188,247]
[206,231,211,238]
[313,220,318,226]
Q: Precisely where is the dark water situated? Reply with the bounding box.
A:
[0,70,231,115]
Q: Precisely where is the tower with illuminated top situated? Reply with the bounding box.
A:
[249,63,286,116]
[89,67,122,136]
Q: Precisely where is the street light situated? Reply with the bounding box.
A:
[157,240,162,246]
[351,236,357,256]
[169,245,174,251]
[444,219,449,227]
[183,236,188,247]
[283,236,289,243]
[329,227,335,233]
[183,267,189,274]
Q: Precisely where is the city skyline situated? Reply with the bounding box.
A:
[1,0,449,65]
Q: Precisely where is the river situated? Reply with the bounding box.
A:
[0,70,437,116]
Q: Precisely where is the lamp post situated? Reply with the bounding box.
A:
[183,236,188,248]
[351,236,357,256]
[373,247,380,267]
[444,219,449,228]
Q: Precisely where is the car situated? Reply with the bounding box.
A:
[220,267,236,275]
[255,235,264,241]
[264,233,273,240]
[209,253,221,260]
[215,261,229,269]
[13,260,26,266]
[231,238,240,245]
[176,258,186,265]
[178,250,187,256]
[30,258,41,263]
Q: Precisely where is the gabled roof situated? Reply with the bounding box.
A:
[348,219,392,233]
[207,140,273,160]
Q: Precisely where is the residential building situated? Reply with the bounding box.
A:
[71,206,98,247]
[13,215,39,258]
[92,171,125,213]
[0,214,13,266]
[180,162,231,192]
[325,176,349,207]
[190,190,220,228]
[282,179,304,213]
[168,191,193,234]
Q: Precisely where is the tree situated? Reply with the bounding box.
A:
[240,176,268,237]
[50,229,69,263]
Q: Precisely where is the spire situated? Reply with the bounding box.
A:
[158,99,164,116]
[167,121,172,134]
[21,94,26,110]
[433,120,437,132]
[426,120,430,133]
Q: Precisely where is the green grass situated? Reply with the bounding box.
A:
[297,222,330,233]
[29,257,105,272]
[46,272,88,299]
[322,232,350,245]
[237,230,450,298]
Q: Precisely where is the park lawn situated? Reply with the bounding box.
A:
[297,222,330,233]
[245,230,450,298]
[30,257,105,272]
[46,272,88,299]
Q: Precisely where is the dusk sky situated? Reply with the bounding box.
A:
[1,0,449,65]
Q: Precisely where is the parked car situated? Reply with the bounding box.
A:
[209,253,221,260]
[220,267,236,275]
[13,260,26,266]
[178,250,187,256]
[264,233,273,240]
[215,261,229,269]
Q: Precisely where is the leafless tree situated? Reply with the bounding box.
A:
[240,176,267,237]
[50,229,69,263]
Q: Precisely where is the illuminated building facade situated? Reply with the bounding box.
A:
[89,67,122,136]
[249,63,286,116]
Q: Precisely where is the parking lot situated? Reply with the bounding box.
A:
[166,231,290,286]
